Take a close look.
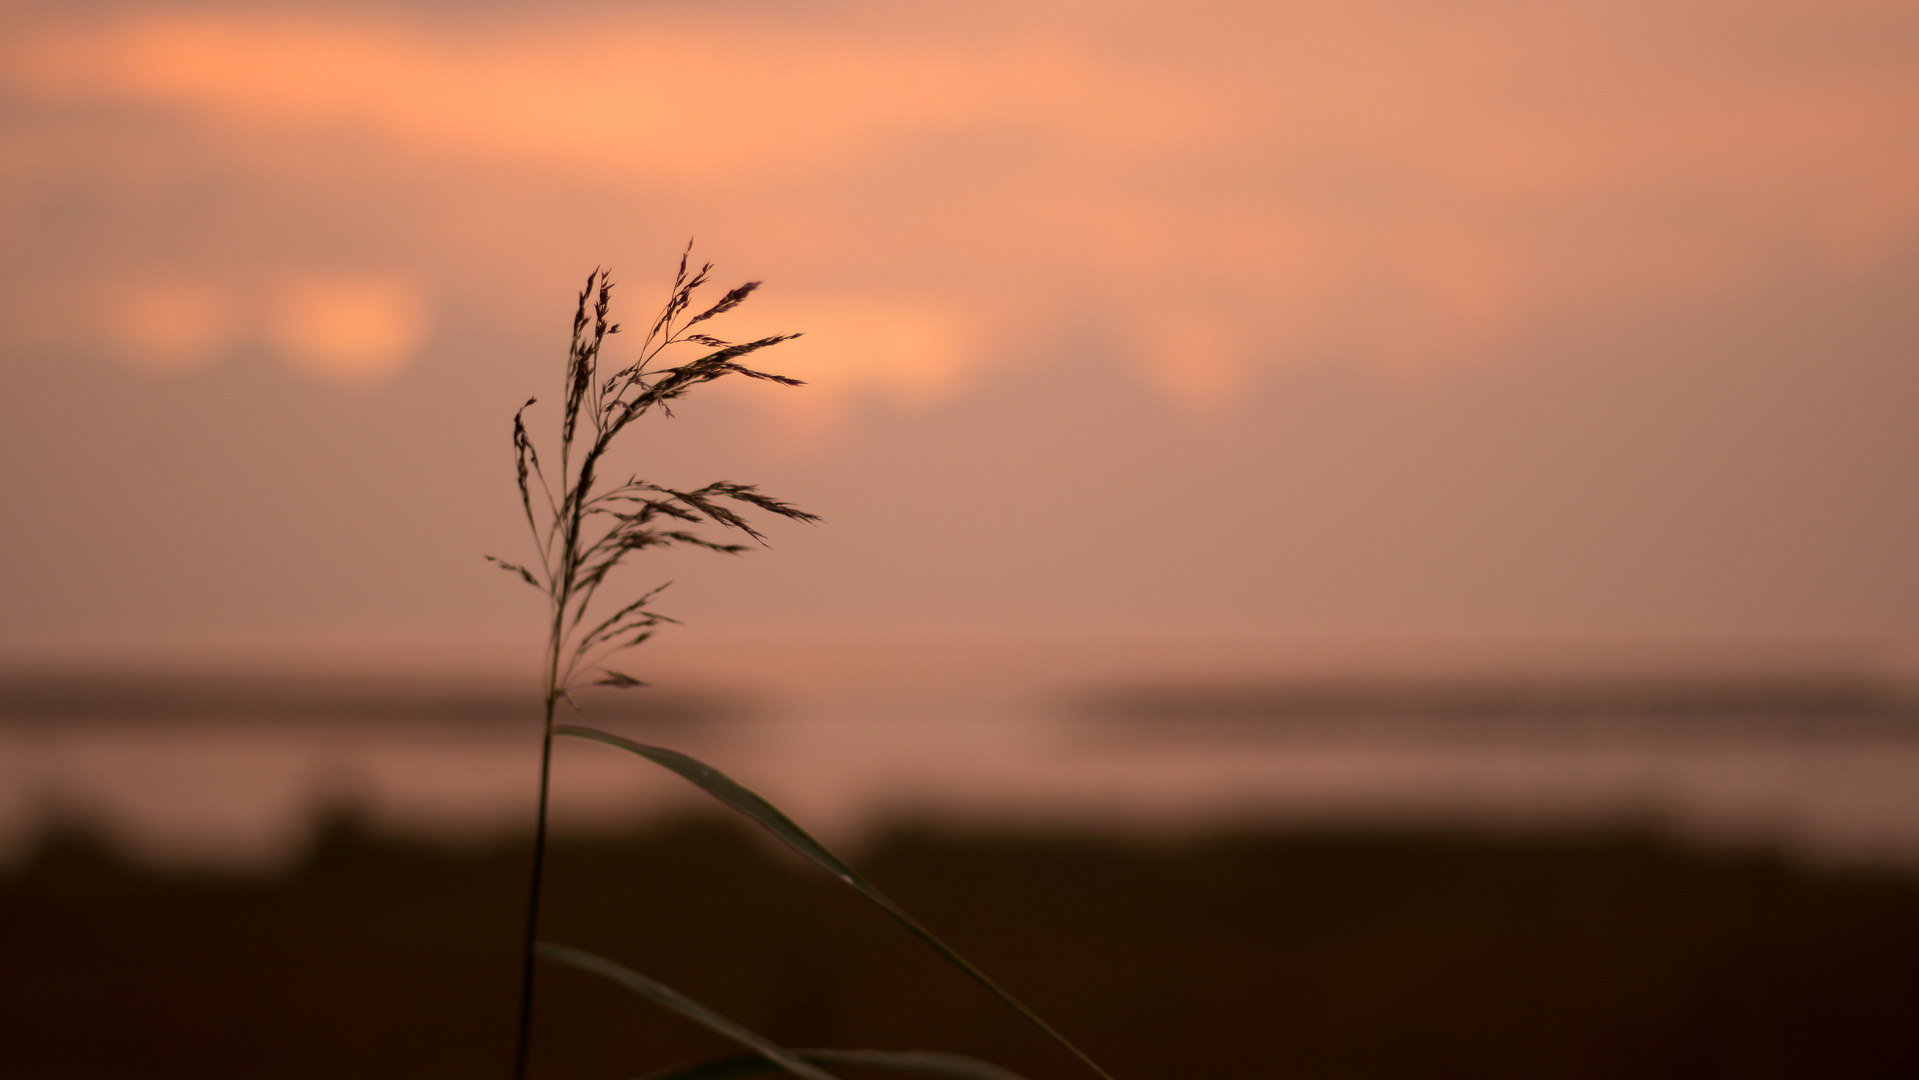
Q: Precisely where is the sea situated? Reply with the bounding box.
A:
[4,636,1916,873]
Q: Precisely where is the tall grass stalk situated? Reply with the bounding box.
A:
[494,246,1111,1080]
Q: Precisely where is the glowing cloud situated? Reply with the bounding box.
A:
[742,296,969,402]
[4,0,1917,403]
[0,12,1018,177]
[265,275,435,387]
[110,280,241,374]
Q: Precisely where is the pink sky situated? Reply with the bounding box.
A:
[1,0,1916,663]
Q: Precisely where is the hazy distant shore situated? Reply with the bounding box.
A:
[5,654,1919,873]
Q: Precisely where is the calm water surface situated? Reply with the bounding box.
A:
[6,640,1917,871]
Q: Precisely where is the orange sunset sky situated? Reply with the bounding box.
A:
[1,0,1916,665]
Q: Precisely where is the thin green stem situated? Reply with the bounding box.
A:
[511,693,557,1080]
[515,560,572,1080]
[504,254,825,1080]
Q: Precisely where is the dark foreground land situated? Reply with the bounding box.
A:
[4,817,1918,1080]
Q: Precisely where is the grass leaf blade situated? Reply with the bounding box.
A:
[536,943,840,1080]
[638,1049,1031,1080]
[553,725,1114,1080]
[801,1049,1031,1080]
[637,1054,790,1080]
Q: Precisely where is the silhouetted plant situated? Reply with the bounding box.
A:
[493,245,1111,1080]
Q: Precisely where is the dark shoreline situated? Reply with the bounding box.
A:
[5,816,1917,1079]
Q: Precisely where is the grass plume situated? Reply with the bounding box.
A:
[495,245,1109,1080]
[492,245,815,1079]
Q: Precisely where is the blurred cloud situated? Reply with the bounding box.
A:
[1134,314,1248,409]
[98,270,434,384]
[110,277,240,373]
[264,273,434,386]
[4,0,1915,404]
[1,0,1916,649]
[731,292,969,435]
